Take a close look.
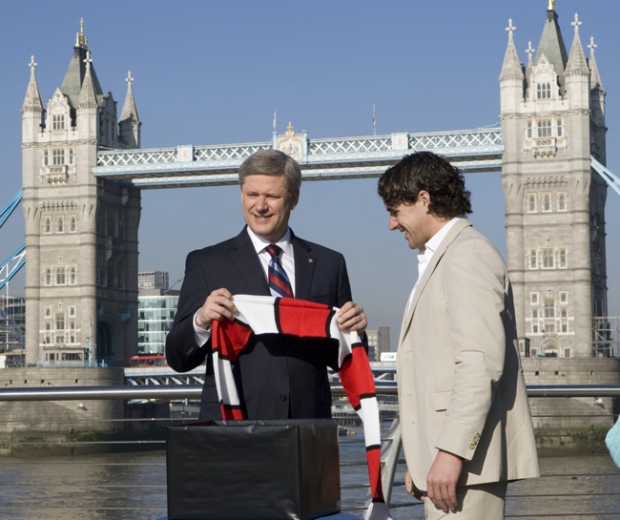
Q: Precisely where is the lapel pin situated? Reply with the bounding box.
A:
[308,258,313,263]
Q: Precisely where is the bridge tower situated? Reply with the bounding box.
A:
[500,5,608,359]
[21,21,141,367]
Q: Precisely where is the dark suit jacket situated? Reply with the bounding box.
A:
[165,227,353,421]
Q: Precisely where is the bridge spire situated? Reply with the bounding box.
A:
[588,36,604,92]
[77,51,98,108]
[565,13,588,77]
[499,19,523,83]
[61,19,103,110]
[22,55,44,115]
[119,71,141,148]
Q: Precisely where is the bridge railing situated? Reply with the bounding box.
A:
[0,384,618,519]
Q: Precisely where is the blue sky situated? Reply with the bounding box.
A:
[1,1,619,346]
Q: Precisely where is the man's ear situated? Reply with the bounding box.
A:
[418,190,431,208]
[289,190,300,210]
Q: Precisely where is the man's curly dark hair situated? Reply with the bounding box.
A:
[377,151,472,218]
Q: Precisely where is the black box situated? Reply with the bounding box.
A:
[166,419,341,520]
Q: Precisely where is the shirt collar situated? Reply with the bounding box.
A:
[246,226,293,257]
[423,217,461,255]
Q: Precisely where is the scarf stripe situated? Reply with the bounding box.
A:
[211,295,392,520]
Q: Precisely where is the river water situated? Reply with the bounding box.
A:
[1,431,618,519]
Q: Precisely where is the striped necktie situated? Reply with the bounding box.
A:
[266,244,293,298]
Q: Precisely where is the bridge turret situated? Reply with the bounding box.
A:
[588,37,606,164]
[564,14,590,111]
[21,56,45,143]
[499,19,524,112]
[76,51,100,142]
[499,19,525,166]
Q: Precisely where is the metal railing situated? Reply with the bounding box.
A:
[0,384,619,519]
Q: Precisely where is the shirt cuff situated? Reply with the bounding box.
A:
[193,310,211,347]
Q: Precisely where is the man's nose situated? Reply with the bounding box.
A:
[255,196,268,210]
[388,215,398,231]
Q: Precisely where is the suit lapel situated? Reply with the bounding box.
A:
[229,227,271,296]
[291,231,316,301]
[399,219,473,344]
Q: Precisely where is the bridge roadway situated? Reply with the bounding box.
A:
[124,361,396,386]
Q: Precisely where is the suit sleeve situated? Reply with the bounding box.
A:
[336,253,353,308]
[434,238,507,460]
[165,251,210,372]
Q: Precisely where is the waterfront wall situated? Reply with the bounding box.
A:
[522,358,619,452]
[0,367,125,439]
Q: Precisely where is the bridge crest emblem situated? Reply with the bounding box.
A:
[276,122,305,161]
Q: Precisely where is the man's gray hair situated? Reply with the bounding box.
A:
[239,150,302,196]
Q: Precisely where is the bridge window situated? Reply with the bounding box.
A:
[537,82,551,99]
[43,218,52,234]
[45,306,52,318]
[52,149,65,165]
[530,292,540,305]
[57,217,64,233]
[558,247,568,268]
[69,216,77,232]
[527,194,536,212]
[537,120,552,138]
[559,291,568,304]
[69,266,77,285]
[529,250,538,269]
[52,114,65,130]
[43,150,49,166]
[69,306,76,317]
[526,121,533,138]
[560,310,568,333]
[557,193,567,211]
[542,193,552,212]
[44,268,52,286]
[556,119,563,137]
[56,267,66,285]
[56,313,65,330]
[68,148,74,165]
[542,248,554,269]
[69,322,76,343]
[544,299,555,318]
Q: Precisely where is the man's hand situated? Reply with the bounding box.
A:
[405,470,425,500]
[194,288,236,330]
[426,450,463,513]
[337,301,367,332]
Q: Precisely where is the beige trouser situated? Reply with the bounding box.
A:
[424,481,508,520]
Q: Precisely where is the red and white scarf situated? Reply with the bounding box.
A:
[211,295,392,520]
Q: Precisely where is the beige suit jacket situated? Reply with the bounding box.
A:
[397,218,540,491]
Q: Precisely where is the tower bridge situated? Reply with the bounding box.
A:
[1,4,620,373]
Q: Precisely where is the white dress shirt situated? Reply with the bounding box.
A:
[406,217,461,314]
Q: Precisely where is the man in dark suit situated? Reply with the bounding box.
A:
[166,149,367,420]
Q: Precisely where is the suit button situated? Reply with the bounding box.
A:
[279,394,288,402]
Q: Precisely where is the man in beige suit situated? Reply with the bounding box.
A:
[378,152,539,519]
